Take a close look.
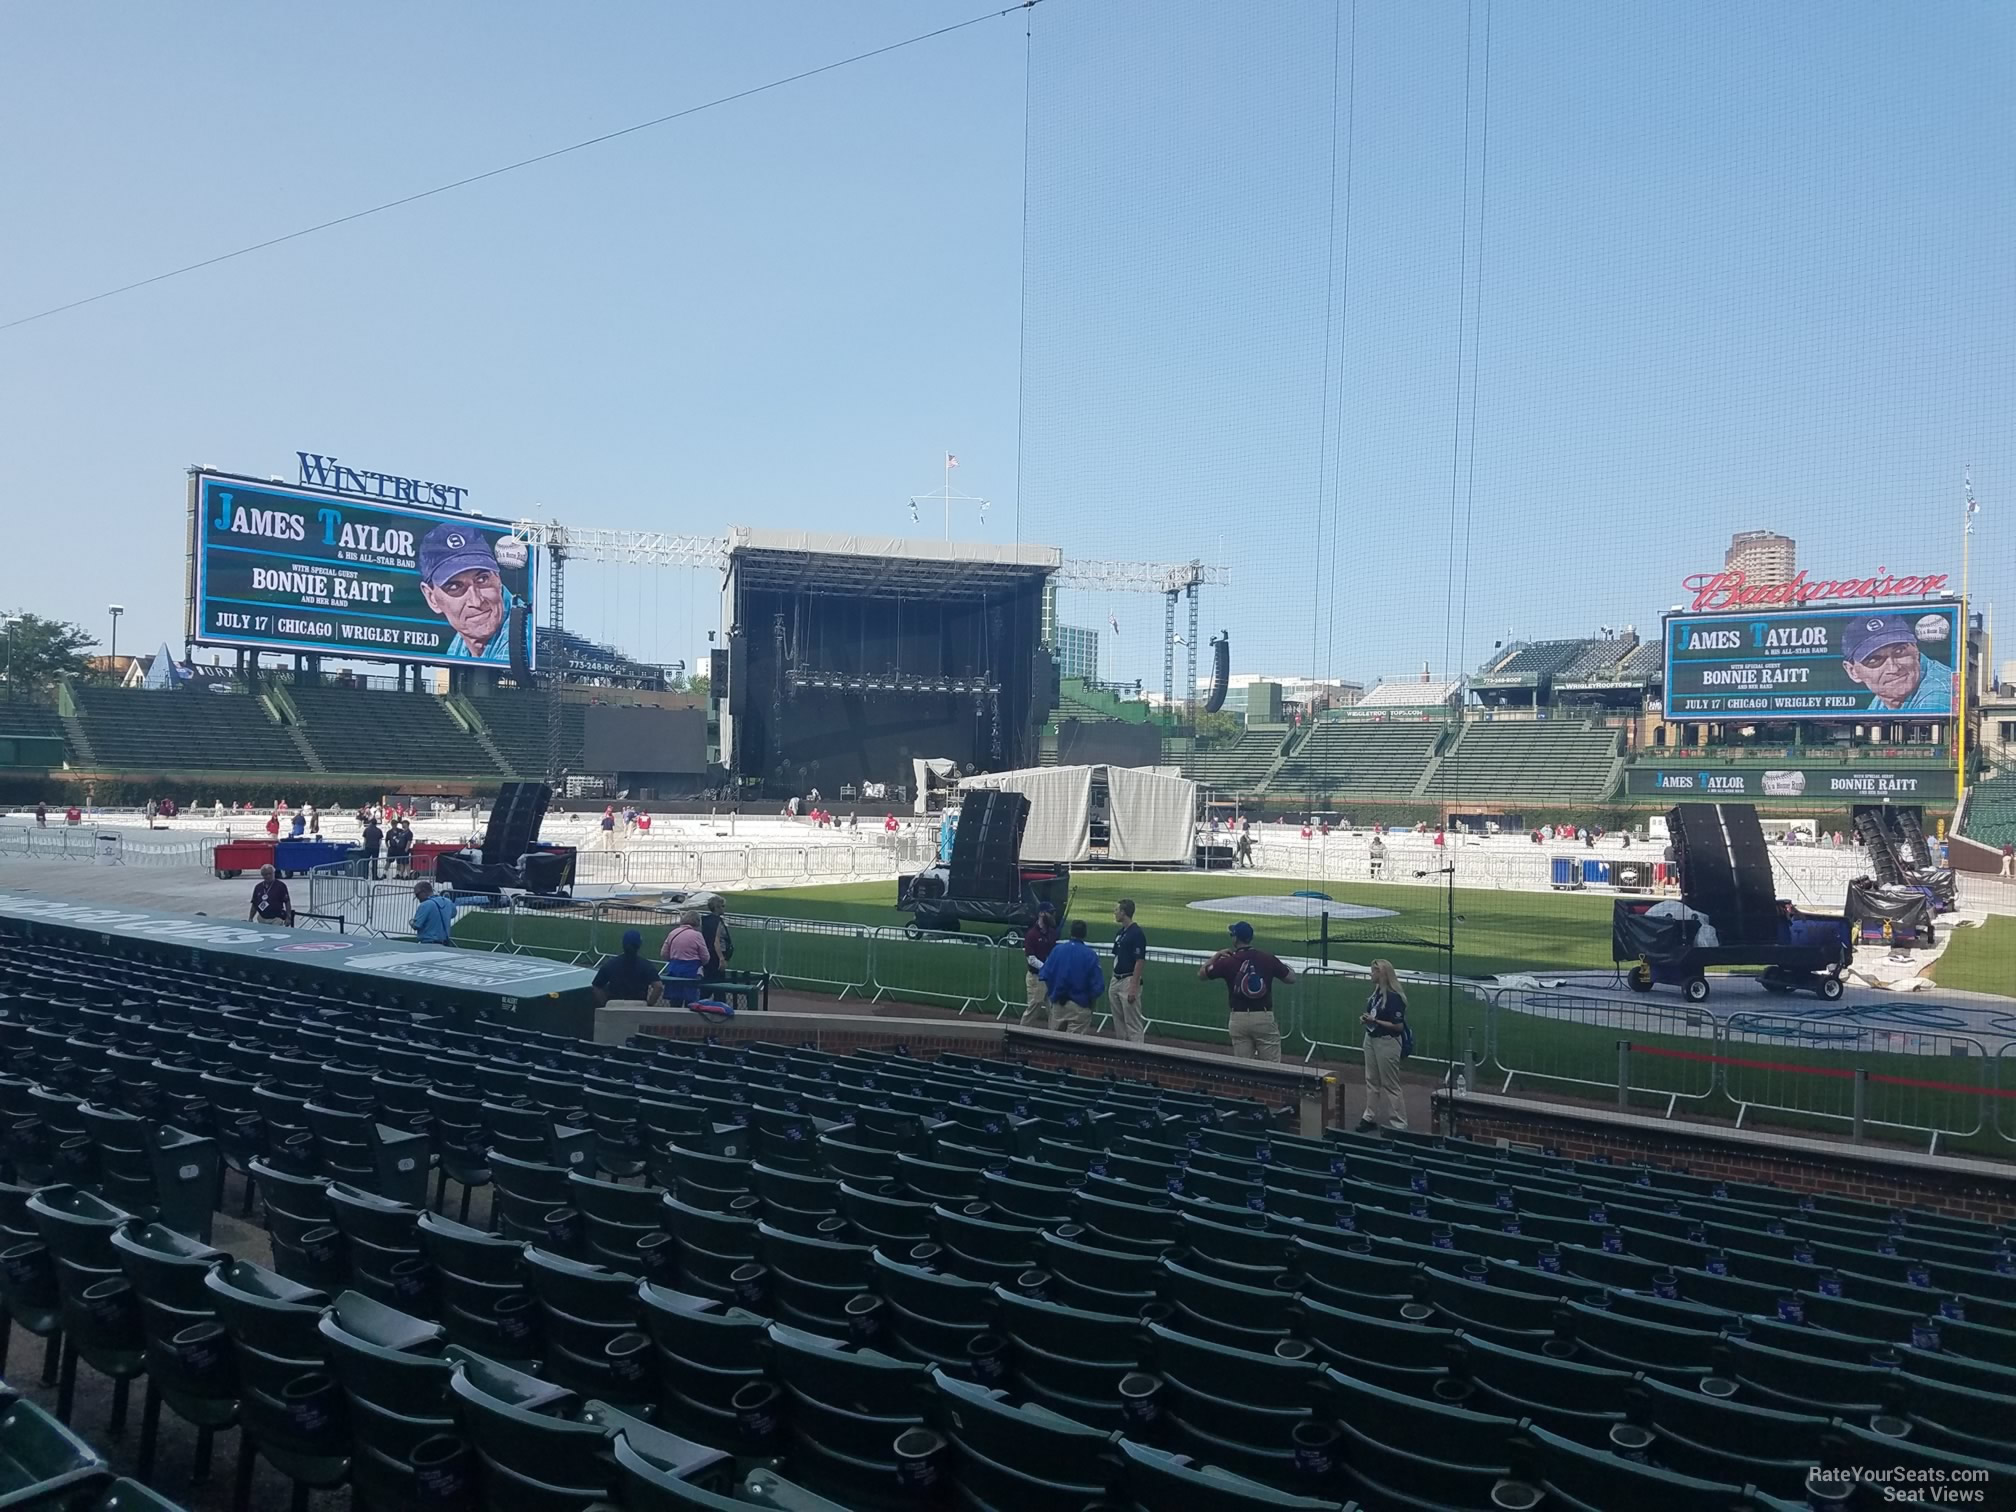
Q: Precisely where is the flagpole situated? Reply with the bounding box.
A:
[945,453,952,541]
[1956,468,1974,807]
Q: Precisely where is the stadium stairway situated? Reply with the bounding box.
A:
[466,692,586,779]
[3,918,2016,1511]
[1183,728,1286,795]
[446,695,515,777]
[1270,722,1448,802]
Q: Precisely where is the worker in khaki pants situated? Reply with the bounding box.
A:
[1109,898,1149,1043]
[1036,919,1105,1033]
[1019,904,1061,1027]
[1198,920,1294,1062]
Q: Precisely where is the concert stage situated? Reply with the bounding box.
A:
[720,529,1059,797]
[0,891,598,1034]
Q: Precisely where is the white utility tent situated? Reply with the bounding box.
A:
[960,764,1198,864]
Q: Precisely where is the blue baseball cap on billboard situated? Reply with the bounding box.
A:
[1228,921,1254,943]
[418,523,500,588]
[1842,614,1917,664]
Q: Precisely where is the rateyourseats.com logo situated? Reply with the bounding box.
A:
[1809,1465,1988,1503]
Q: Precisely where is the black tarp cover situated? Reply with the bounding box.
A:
[1613,904,1698,965]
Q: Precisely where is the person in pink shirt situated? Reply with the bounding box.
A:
[659,911,710,1003]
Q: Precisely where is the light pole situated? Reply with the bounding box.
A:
[1,614,17,692]
[107,605,124,677]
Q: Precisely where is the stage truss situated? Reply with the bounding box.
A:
[506,519,1230,710]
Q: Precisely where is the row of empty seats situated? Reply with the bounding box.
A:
[1184,731,1284,795]
[1272,723,1448,799]
[3,912,2013,1510]
[470,693,587,780]
[1425,721,1623,804]
[68,687,303,774]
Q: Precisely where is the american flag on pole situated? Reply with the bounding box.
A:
[946,453,959,469]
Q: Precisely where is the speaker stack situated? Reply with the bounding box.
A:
[1666,803,1778,946]
[483,781,552,866]
[948,789,1029,901]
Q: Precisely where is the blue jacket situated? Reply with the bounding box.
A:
[1039,938,1106,1006]
[412,893,458,944]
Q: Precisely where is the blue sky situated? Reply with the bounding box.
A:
[3,1,2010,690]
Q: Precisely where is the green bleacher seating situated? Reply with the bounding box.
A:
[1963,772,2016,848]
[70,687,301,772]
[1424,719,1622,804]
[288,685,502,777]
[1184,730,1282,795]
[468,693,585,779]
[1272,722,1446,799]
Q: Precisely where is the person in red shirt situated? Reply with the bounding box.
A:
[1019,904,1060,1027]
[265,812,281,840]
[883,813,899,833]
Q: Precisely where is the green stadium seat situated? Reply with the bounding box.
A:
[204,1258,351,1512]
[1298,1291,1453,1393]
[763,1323,931,1504]
[1148,1324,1318,1486]
[1112,1438,1348,1512]
[521,1246,647,1406]
[1555,1298,1718,1383]
[1721,1335,1892,1416]
[633,1282,771,1452]
[928,1369,1115,1512]
[931,1204,1043,1285]
[108,1221,235,1481]
[994,1288,1146,1429]
[609,1434,850,1512]
[1322,1366,1520,1512]
[1626,1373,1828,1501]
[1514,1420,1752,1512]
[0,1394,109,1511]
[1817,1418,2016,1508]
[1454,1331,1632,1436]
[868,1250,994,1368]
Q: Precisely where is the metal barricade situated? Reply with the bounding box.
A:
[749,916,874,999]
[1719,1012,1992,1144]
[867,926,998,1014]
[1997,1044,2016,1146]
[1489,989,1719,1108]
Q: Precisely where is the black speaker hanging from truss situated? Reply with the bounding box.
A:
[1204,632,1231,714]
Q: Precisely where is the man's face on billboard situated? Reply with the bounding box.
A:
[423,567,503,650]
[1843,641,1922,707]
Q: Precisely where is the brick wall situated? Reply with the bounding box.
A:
[1448,1100,2016,1226]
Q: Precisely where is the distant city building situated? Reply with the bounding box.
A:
[1055,623,1100,683]
[1194,674,1363,719]
[1725,529,1797,586]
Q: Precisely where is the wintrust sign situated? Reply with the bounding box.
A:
[1683,568,1950,612]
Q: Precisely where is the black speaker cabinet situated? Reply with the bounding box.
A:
[1666,802,1778,946]
[949,789,1029,901]
[484,782,551,867]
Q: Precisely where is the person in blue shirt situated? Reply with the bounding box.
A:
[417,523,528,665]
[411,880,458,945]
[1840,614,1951,714]
[1036,919,1105,1034]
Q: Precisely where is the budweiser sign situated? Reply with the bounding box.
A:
[1682,567,1950,612]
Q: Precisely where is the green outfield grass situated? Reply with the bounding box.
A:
[1927,915,2016,997]
[452,871,2016,1160]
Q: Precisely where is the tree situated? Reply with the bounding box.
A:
[1194,709,1242,744]
[0,612,94,699]
[687,673,710,705]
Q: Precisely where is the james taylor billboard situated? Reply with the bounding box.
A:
[1663,603,1957,720]
[188,474,535,668]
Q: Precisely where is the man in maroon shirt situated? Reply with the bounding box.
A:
[1019,903,1061,1027]
[1199,920,1295,1061]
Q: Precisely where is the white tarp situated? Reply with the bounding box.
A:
[912,757,958,816]
[1106,765,1198,864]
[961,765,1093,863]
